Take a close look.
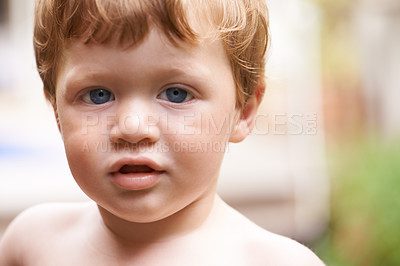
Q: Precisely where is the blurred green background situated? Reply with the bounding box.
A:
[310,0,400,265]
[316,138,400,265]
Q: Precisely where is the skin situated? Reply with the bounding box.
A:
[0,27,325,265]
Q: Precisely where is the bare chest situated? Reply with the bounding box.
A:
[23,237,257,266]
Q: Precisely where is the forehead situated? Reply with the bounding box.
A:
[57,27,233,90]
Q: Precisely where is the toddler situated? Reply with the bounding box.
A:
[0,0,324,265]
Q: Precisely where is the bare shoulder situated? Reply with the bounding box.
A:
[245,229,326,266]
[217,201,325,266]
[0,202,93,265]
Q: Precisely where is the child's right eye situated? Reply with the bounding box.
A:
[82,88,115,105]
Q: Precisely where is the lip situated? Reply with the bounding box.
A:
[109,157,165,190]
[110,157,164,173]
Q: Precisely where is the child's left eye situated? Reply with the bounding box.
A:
[82,88,115,105]
[158,87,193,103]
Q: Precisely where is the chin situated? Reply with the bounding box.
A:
[98,199,178,223]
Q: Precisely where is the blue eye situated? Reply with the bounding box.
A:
[159,87,193,103]
[83,88,115,104]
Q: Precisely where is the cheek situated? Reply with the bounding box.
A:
[62,131,99,181]
[162,111,233,180]
[61,127,112,200]
[58,110,110,181]
[163,108,235,139]
[166,135,226,196]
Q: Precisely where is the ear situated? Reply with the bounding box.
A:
[229,83,265,143]
[53,104,61,133]
[44,90,61,133]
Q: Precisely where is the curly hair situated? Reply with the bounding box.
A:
[34,0,269,109]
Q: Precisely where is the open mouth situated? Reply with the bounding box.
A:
[118,164,155,174]
[111,163,163,190]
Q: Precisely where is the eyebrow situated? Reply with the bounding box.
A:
[157,64,211,82]
[61,61,212,92]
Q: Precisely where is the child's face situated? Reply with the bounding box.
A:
[55,28,240,222]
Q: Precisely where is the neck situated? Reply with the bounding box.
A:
[97,193,220,245]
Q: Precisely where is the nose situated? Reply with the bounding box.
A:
[109,102,161,145]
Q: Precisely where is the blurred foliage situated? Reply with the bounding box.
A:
[306,1,400,264]
[314,137,400,265]
[309,0,359,82]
